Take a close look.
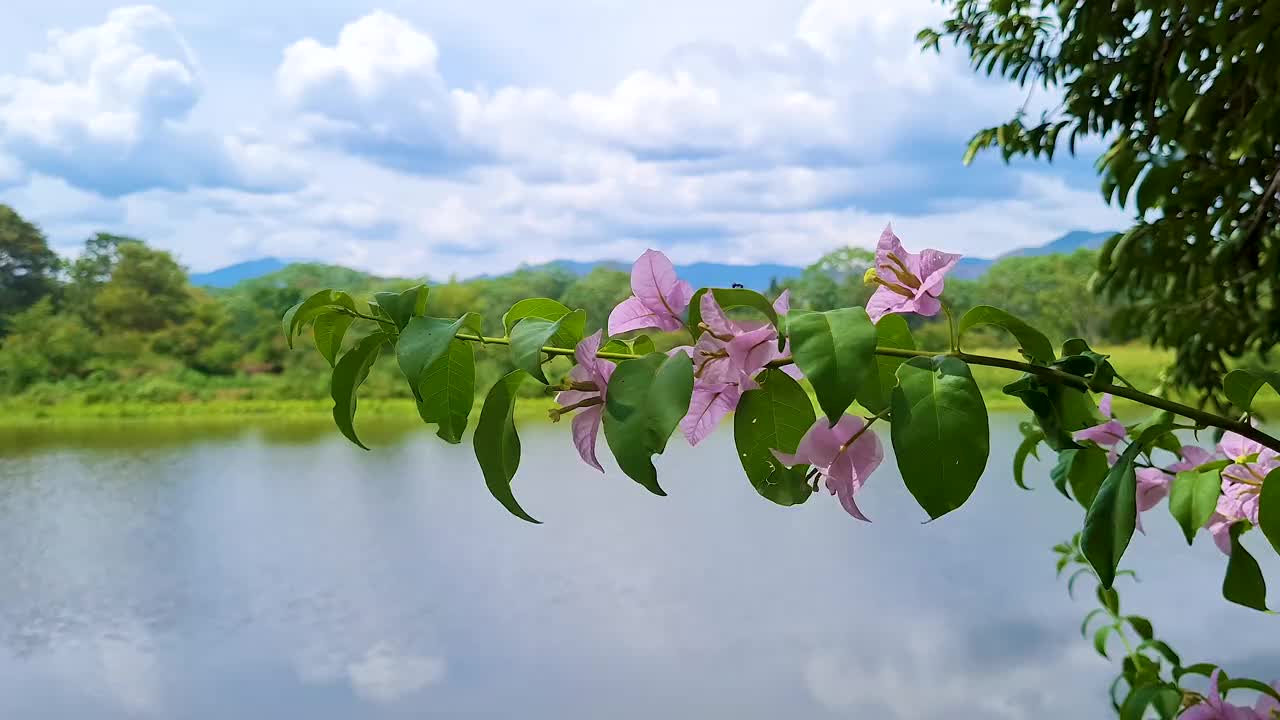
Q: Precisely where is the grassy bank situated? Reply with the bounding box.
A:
[1,344,1273,428]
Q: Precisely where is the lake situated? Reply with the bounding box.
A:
[0,416,1275,719]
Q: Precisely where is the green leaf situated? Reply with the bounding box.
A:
[396,314,483,402]
[1002,376,1100,451]
[1080,608,1105,637]
[473,370,540,523]
[1137,639,1181,668]
[1223,368,1280,413]
[1067,567,1092,598]
[1176,664,1220,682]
[630,335,657,356]
[1223,523,1268,611]
[1055,447,1109,509]
[686,288,780,339]
[1082,441,1141,589]
[1120,684,1181,720]
[1012,429,1043,490]
[602,352,694,495]
[1126,615,1153,641]
[502,298,585,347]
[957,305,1055,364]
[1093,624,1112,658]
[1220,678,1280,705]
[330,332,387,450]
[1169,470,1222,545]
[789,307,877,423]
[283,290,357,347]
[312,312,354,367]
[1262,468,1280,556]
[373,285,429,331]
[734,368,816,506]
[856,314,915,414]
[416,339,475,444]
[1097,585,1120,616]
[510,310,587,384]
[890,356,990,519]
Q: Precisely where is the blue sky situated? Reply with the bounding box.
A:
[0,2,1129,278]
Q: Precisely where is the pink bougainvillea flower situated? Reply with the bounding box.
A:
[1181,670,1264,720]
[1098,393,1114,418]
[864,224,962,323]
[1206,513,1237,556]
[1134,466,1173,533]
[552,331,615,471]
[772,414,883,521]
[1215,429,1277,528]
[1170,445,1220,474]
[673,291,798,446]
[1073,419,1128,449]
[608,249,695,335]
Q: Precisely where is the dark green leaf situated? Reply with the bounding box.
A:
[734,369,816,506]
[1262,468,1280,556]
[602,352,694,495]
[1067,567,1093,598]
[1097,585,1120,616]
[1012,429,1043,491]
[957,305,1055,364]
[1175,664,1219,682]
[856,314,915,414]
[1126,615,1153,641]
[510,310,586,384]
[1081,608,1105,637]
[789,308,877,423]
[373,285,428,331]
[686,288,780,339]
[1223,523,1268,611]
[1223,369,1280,413]
[283,290,357,348]
[330,331,387,450]
[1169,470,1222,545]
[1063,447,1109,509]
[416,339,475,444]
[473,370,540,523]
[1082,441,1141,588]
[1002,375,1100,451]
[312,312,354,367]
[1093,624,1112,658]
[501,298,585,348]
[396,314,482,401]
[1137,639,1181,668]
[1220,679,1280,705]
[890,356,990,519]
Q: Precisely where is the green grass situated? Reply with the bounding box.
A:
[2,343,1272,429]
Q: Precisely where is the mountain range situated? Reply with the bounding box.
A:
[190,230,1116,290]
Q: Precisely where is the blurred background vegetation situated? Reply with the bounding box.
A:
[0,202,1268,421]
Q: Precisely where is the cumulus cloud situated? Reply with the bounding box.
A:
[0,6,301,196]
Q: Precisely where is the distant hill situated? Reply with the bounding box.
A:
[519,260,805,292]
[191,230,1118,290]
[951,230,1115,280]
[190,258,291,288]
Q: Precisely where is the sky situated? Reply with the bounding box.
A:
[0,1,1131,278]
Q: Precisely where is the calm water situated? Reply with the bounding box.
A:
[0,416,1276,719]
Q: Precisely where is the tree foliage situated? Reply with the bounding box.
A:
[0,204,59,330]
[920,0,1280,403]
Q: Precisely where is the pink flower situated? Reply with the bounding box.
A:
[673,291,795,446]
[1098,393,1114,418]
[864,224,961,323]
[1206,513,1237,556]
[772,415,883,521]
[1216,430,1277,529]
[1073,420,1128,449]
[1170,445,1220,474]
[608,249,694,335]
[552,331,615,471]
[1136,467,1172,512]
[1182,670,1267,720]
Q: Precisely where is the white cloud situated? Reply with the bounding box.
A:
[346,642,445,703]
[0,6,301,196]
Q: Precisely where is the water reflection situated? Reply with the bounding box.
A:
[0,417,1275,718]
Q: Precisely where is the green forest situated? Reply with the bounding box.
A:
[0,202,1256,421]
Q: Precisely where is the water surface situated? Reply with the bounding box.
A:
[0,417,1275,719]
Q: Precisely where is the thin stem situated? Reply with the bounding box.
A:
[428,327,1280,455]
[942,301,959,353]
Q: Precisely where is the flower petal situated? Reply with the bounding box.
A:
[1073,420,1128,448]
[631,248,692,318]
[916,248,961,291]
[1219,430,1265,463]
[1098,393,1114,419]
[571,405,605,472]
[608,295,662,335]
[699,291,737,337]
[681,383,740,446]
[865,285,903,323]
[726,324,780,378]
[1135,467,1171,512]
[772,289,791,316]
